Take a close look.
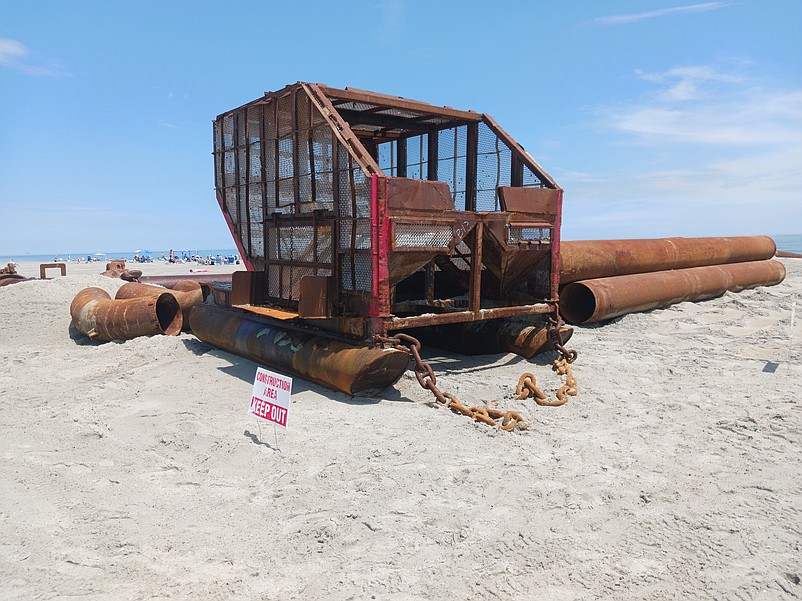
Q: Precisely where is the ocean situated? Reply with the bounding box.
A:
[773,234,802,254]
[1,248,240,264]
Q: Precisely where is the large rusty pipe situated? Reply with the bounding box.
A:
[190,303,410,395]
[0,274,32,287]
[115,281,203,331]
[70,287,183,341]
[560,236,777,284]
[139,273,234,288]
[413,319,573,359]
[560,259,786,324]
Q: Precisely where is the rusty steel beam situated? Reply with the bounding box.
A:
[387,302,554,331]
[560,236,777,284]
[189,304,410,395]
[0,274,31,287]
[413,319,573,359]
[0,262,31,286]
[559,259,786,324]
[316,84,483,123]
[70,287,183,341]
[39,263,66,279]
[115,281,204,332]
[138,273,234,288]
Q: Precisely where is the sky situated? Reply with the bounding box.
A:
[1,0,801,255]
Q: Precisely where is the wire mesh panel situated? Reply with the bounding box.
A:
[337,142,372,294]
[264,102,277,212]
[522,164,545,188]
[311,126,335,211]
[213,120,223,191]
[213,86,377,307]
[507,226,552,244]
[437,126,468,210]
[406,134,428,180]
[476,122,512,211]
[377,141,397,176]
[213,83,560,322]
[394,222,454,248]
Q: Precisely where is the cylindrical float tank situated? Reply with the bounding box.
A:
[560,236,777,284]
[190,303,410,395]
[560,259,786,324]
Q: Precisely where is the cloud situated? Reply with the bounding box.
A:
[0,38,27,63]
[374,0,405,44]
[634,65,745,101]
[0,37,67,77]
[564,63,802,238]
[600,65,802,146]
[596,2,731,25]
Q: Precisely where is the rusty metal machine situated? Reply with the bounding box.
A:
[196,82,568,396]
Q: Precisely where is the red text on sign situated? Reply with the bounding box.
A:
[249,396,288,427]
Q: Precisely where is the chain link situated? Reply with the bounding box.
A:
[515,315,580,406]
[375,315,579,431]
[515,356,578,406]
[547,315,578,363]
[375,334,528,431]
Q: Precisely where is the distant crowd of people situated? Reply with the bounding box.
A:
[165,250,240,265]
[52,251,241,266]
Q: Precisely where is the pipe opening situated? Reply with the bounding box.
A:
[155,293,183,335]
[559,283,596,324]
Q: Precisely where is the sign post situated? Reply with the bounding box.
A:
[248,367,292,430]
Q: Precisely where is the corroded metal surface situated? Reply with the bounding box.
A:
[39,263,66,279]
[214,82,562,339]
[115,281,203,332]
[70,287,183,341]
[0,263,30,287]
[0,275,29,287]
[559,259,786,324]
[560,236,777,284]
[413,319,573,359]
[138,273,234,288]
[189,303,410,395]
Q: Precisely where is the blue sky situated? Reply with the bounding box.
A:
[1,0,800,255]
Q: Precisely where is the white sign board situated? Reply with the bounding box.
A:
[248,367,292,429]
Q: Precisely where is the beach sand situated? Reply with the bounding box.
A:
[1,258,800,600]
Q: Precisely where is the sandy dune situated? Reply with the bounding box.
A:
[1,259,800,600]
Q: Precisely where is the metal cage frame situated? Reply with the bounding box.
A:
[213,82,563,340]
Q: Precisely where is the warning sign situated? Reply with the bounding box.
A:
[248,367,292,429]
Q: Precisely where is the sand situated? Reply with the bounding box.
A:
[1,258,800,600]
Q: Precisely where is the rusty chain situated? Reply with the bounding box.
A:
[547,315,578,364]
[375,317,579,431]
[374,333,527,431]
[516,316,579,406]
